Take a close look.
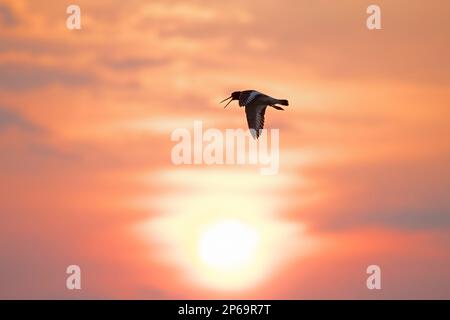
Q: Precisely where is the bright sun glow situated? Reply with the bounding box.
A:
[136,169,314,292]
[199,220,259,271]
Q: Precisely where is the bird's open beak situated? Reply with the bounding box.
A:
[220,96,233,108]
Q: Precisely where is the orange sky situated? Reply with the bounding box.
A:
[1,0,450,299]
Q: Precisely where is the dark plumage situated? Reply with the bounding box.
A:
[220,90,289,139]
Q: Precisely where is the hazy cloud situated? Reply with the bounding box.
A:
[0,107,40,132]
[102,56,171,70]
[0,64,96,90]
[0,4,17,27]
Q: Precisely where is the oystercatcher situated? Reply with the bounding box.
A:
[220,90,289,139]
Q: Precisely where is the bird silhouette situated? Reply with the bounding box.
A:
[220,90,288,139]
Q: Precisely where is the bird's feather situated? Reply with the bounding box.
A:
[245,104,266,139]
[239,90,261,107]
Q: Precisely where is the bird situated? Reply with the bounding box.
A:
[220,90,289,139]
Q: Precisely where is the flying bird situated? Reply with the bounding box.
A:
[220,90,289,139]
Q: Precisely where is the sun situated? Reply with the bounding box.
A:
[199,220,259,271]
[136,169,310,292]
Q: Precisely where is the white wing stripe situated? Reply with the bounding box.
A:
[245,90,261,105]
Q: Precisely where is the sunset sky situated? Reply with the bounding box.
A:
[1,0,450,299]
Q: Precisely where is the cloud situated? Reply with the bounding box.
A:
[325,209,450,232]
[0,37,74,54]
[298,156,450,232]
[0,107,80,169]
[0,3,17,27]
[0,106,40,132]
[102,56,171,70]
[0,64,96,90]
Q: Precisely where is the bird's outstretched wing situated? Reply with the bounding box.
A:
[245,104,266,139]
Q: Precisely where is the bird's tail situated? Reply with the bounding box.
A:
[278,99,289,106]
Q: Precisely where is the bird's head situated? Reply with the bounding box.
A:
[220,91,241,108]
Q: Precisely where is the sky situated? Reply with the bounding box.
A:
[0,0,450,299]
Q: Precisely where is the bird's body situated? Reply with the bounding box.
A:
[221,90,289,139]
